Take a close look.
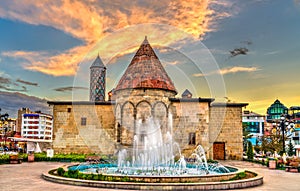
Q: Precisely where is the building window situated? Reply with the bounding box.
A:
[81,117,87,126]
[189,132,196,145]
[67,108,71,113]
[243,122,260,133]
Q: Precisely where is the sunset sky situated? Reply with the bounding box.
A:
[0,0,300,116]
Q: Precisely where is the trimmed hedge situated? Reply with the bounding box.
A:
[51,168,141,182]
[0,152,89,164]
[0,154,10,164]
[33,153,86,162]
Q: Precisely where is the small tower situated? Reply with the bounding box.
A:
[181,89,192,98]
[90,54,106,101]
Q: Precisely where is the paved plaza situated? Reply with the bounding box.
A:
[0,160,299,191]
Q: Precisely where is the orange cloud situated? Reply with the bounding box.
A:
[193,66,260,77]
[0,0,232,76]
[220,66,260,75]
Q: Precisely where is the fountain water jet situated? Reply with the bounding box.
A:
[116,113,219,175]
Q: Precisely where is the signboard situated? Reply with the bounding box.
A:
[47,149,54,158]
[295,123,300,131]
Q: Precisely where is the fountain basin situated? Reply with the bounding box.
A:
[42,165,263,190]
[67,163,237,183]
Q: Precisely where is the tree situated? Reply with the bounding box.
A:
[260,134,284,155]
[287,140,295,157]
[246,141,254,160]
[243,123,253,152]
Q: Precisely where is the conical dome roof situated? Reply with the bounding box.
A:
[90,54,105,68]
[115,36,177,93]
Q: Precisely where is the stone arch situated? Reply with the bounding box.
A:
[115,104,122,143]
[120,101,135,145]
[115,104,121,121]
[153,101,168,120]
[153,101,168,135]
[121,101,135,119]
[136,100,152,120]
[167,103,175,117]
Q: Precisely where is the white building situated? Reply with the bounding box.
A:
[242,110,265,145]
[21,113,53,141]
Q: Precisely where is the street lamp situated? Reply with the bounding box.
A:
[273,114,295,155]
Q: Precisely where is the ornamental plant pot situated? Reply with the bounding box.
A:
[269,160,277,169]
[28,154,34,162]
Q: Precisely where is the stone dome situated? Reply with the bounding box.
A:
[115,36,177,94]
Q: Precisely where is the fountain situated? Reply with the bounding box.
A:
[115,113,232,176]
[72,113,232,177]
[42,112,263,190]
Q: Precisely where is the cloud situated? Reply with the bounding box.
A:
[0,74,37,91]
[0,91,50,118]
[53,86,88,92]
[0,0,233,76]
[16,79,38,86]
[0,76,11,85]
[164,61,180,66]
[264,50,281,55]
[193,66,260,77]
[220,66,259,75]
[0,75,28,92]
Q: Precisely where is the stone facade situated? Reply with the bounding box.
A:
[49,101,116,154]
[48,100,246,160]
[209,103,245,160]
[169,98,212,157]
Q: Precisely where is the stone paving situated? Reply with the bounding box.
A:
[0,160,299,191]
[222,160,300,191]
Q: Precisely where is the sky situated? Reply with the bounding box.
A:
[0,0,300,117]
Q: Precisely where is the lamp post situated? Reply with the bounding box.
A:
[273,114,295,155]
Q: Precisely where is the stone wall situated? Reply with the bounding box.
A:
[51,102,116,154]
[170,100,210,157]
[49,100,246,160]
[209,104,244,160]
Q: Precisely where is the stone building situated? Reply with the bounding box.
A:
[48,37,247,160]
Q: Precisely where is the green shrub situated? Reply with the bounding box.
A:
[86,174,93,180]
[99,174,105,181]
[57,167,65,176]
[92,174,99,180]
[18,153,28,162]
[63,171,68,177]
[0,154,9,164]
[237,171,246,179]
[246,141,254,161]
[81,174,87,180]
[207,159,218,163]
[229,171,247,181]
[67,169,79,178]
[121,176,130,182]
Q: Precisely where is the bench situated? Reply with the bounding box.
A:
[285,166,299,173]
[9,155,22,164]
[85,156,101,163]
